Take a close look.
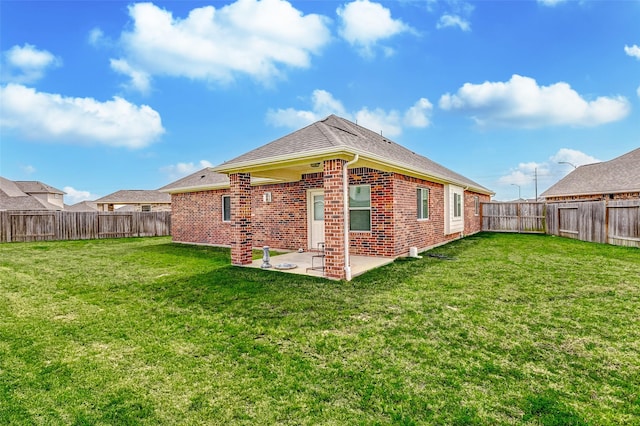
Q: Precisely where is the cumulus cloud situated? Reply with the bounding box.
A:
[537,0,568,6]
[439,74,630,128]
[266,89,432,137]
[0,83,164,148]
[337,0,412,57]
[1,44,61,83]
[626,44,640,60]
[161,160,213,180]
[496,148,600,200]
[111,1,330,92]
[437,14,471,31]
[63,186,98,204]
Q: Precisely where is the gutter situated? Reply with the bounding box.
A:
[343,154,359,281]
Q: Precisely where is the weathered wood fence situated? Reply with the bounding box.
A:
[0,211,171,243]
[482,200,640,248]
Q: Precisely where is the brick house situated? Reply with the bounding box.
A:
[161,115,493,280]
[542,147,640,202]
[94,190,171,212]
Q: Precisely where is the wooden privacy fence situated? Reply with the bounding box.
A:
[482,200,640,248]
[0,211,171,243]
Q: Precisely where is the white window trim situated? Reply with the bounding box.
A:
[454,192,462,218]
[222,195,231,222]
[349,184,371,232]
[417,187,429,220]
[474,196,480,216]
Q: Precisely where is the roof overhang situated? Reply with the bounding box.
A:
[212,147,494,196]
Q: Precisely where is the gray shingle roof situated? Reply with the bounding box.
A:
[65,201,98,212]
[14,180,65,195]
[215,115,492,194]
[159,168,229,193]
[94,190,171,204]
[541,147,640,198]
[0,177,63,210]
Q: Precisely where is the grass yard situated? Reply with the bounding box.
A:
[1,233,639,425]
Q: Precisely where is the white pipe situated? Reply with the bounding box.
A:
[343,154,359,281]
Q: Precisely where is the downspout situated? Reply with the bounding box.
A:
[343,154,360,281]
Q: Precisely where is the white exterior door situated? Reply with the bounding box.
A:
[308,190,325,250]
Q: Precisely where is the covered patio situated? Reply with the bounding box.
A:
[245,250,395,279]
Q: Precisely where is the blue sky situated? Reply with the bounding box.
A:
[1,0,639,203]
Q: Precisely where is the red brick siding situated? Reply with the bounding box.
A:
[323,159,347,280]
[171,189,231,245]
[230,173,252,265]
[348,168,395,257]
[464,191,490,236]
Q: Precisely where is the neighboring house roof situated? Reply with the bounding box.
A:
[159,168,229,194]
[14,180,65,195]
[213,115,493,195]
[541,147,640,198]
[94,190,171,204]
[66,201,98,212]
[0,176,64,210]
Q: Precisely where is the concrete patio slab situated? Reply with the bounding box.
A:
[245,250,395,279]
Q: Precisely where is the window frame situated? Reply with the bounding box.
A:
[141,205,151,212]
[349,184,371,232]
[417,187,429,220]
[474,196,480,216]
[222,195,231,222]
[453,192,462,218]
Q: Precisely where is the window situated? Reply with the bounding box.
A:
[417,188,429,220]
[349,185,371,231]
[454,193,462,218]
[222,195,231,222]
[141,205,151,212]
[474,196,480,216]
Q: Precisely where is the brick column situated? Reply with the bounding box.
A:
[230,172,252,265]
[323,159,347,280]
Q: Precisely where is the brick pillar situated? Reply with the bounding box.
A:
[323,159,346,280]
[230,172,252,265]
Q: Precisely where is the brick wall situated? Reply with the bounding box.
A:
[230,173,252,265]
[171,189,231,245]
[464,191,491,236]
[323,159,347,280]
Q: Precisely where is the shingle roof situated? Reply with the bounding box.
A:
[65,201,98,212]
[215,115,492,194]
[14,180,65,195]
[94,190,171,204]
[0,177,63,210]
[159,168,229,193]
[541,147,640,198]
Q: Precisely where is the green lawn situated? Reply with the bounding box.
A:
[1,233,638,425]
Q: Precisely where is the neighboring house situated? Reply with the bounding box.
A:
[542,148,640,202]
[65,201,98,212]
[0,177,65,211]
[162,115,493,280]
[94,190,171,212]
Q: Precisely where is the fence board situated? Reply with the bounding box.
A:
[482,200,640,248]
[0,211,171,243]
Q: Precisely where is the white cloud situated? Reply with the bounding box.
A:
[1,44,61,83]
[112,1,330,92]
[439,74,630,128]
[21,165,36,175]
[110,58,151,94]
[266,89,432,137]
[495,148,600,200]
[337,0,412,57]
[63,186,98,204]
[537,0,568,6]
[403,98,434,127]
[637,85,640,98]
[0,83,164,149]
[161,160,214,180]
[626,44,640,60]
[437,14,470,31]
